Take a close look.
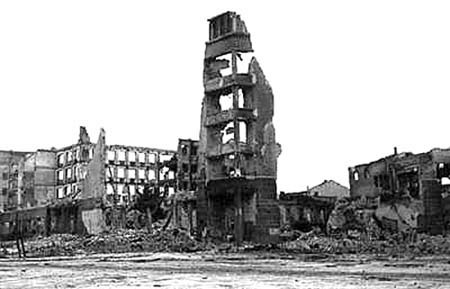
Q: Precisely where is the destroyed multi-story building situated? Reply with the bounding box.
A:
[176,139,199,192]
[197,12,282,243]
[0,151,32,212]
[349,148,450,234]
[0,127,177,238]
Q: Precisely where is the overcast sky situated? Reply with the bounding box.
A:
[1,1,450,192]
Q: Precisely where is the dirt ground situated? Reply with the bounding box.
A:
[1,252,450,289]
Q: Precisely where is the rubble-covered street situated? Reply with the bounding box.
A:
[1,252,450,289]
[1,229,450,288]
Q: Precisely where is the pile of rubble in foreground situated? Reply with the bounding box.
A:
[22,229,213,257]
[4,228,450,258]
[280,230,450,256]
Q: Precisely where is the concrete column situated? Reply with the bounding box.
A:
[234,187,243,245]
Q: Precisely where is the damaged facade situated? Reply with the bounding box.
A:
[197,12,282,244]
[170,139,199,235]
[0,127,176,239]
[349,148,450,234]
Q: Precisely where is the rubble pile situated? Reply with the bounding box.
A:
[82,228,205,254]
[26,234,83,256]
[281,229,450,256]
[23,228,210,257]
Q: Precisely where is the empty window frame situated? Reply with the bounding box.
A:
[138,152,145,164]
[148,153,156,164]
[66,168,72,180]
[160,154,173,162]
[128,169,136,180]
[57,187,64,198]
[235,52,254,74]
[106,184,115,195]
[237,88,244,108]
[219,93,233,111]
[221,122,234,144]
[117,184,124,195]
[128,151,136,164]
[238,121,247,143]
[57,154,65,166]
[117,168,125,179]
[117,151,126,162]
[107,150,115,162]
[129,185,136,196]
[57,170,64,181]
[138,169,146,179]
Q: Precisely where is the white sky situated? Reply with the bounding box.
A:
[1,1,450,192]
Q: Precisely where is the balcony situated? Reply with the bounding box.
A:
[206,108,255,127]
[205,73,254,93]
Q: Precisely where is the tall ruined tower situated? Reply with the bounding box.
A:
[197,12,281,244]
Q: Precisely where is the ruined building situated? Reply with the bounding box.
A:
[0,150,33,212]
[349,148,450,234]
[0,12,283,242]
[197,12,282,243]
[176,139,199,193]
[0,127,176,238]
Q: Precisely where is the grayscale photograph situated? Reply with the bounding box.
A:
[1,1,450,288]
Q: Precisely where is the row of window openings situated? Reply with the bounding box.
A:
[57,167,83,182]
[58,184,175,200]
[59,149,173,167]
[107,168,175,181]
[106,151,173,164]
[57,167,175,183]
[106,184,175,196]
[57,147,93,166]
[57,184,78,198]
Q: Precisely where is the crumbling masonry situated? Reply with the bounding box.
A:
[197,12,282,244]
[349,148,450,234]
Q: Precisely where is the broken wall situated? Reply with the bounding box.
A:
[33,150,57,206]
[349,149,449,234]
[82,129,106,199]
